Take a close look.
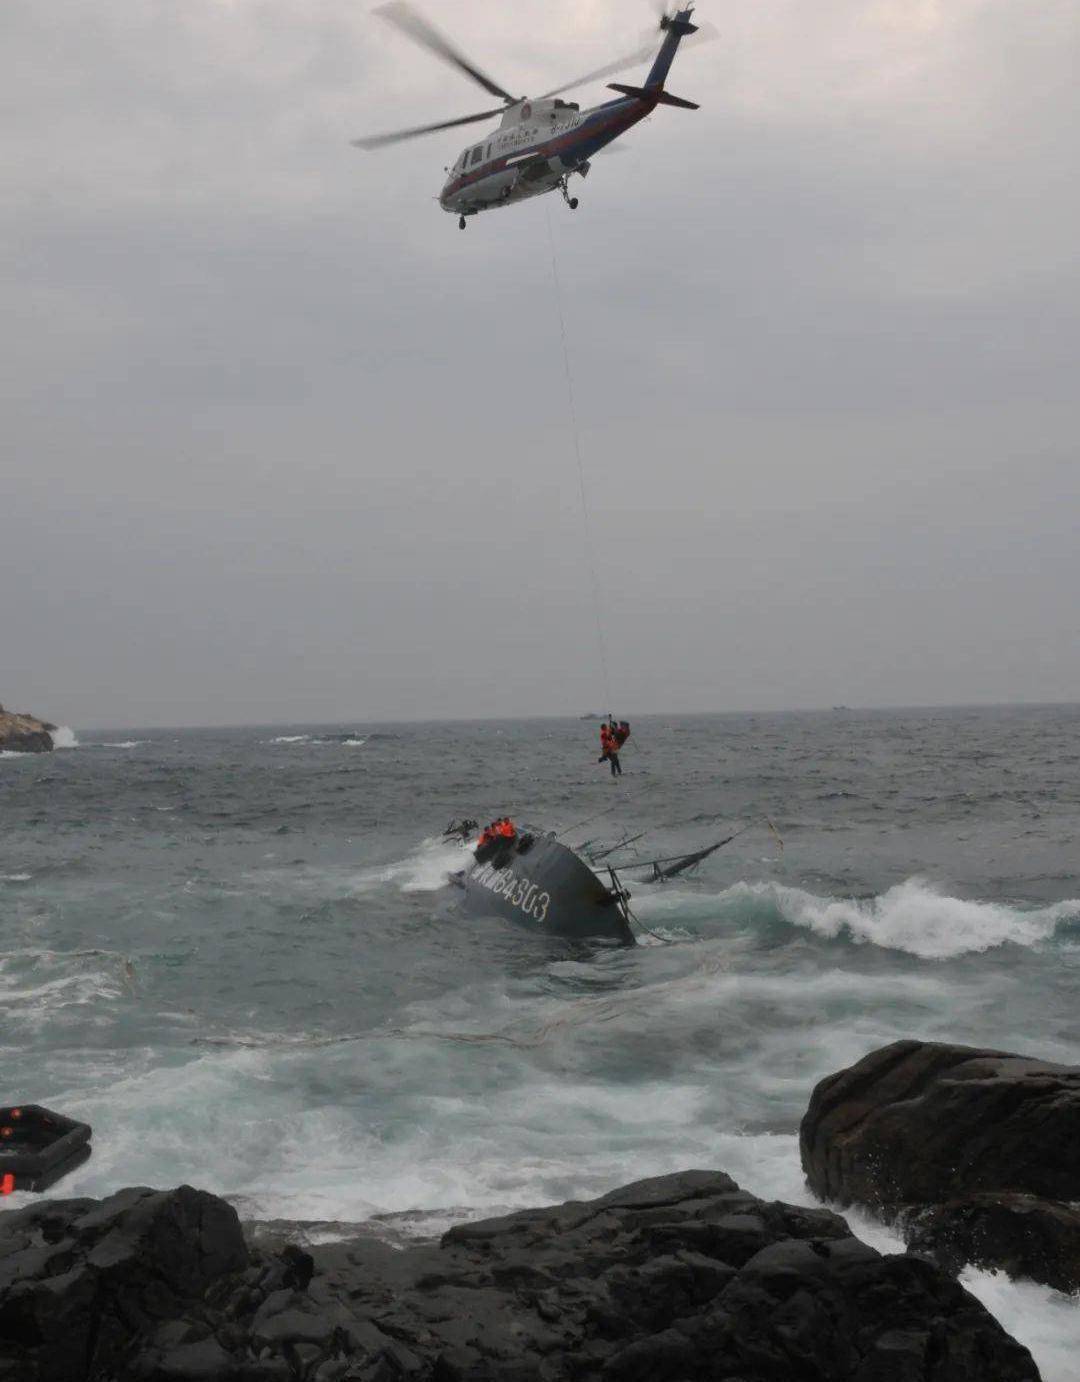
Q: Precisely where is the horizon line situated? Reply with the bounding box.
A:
[57,699,1080,735]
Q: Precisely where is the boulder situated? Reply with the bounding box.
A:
[0,1171,1040,1381]
[801,1039,1080,1291]
[801,1040,1080,1208]
[905,1193,1080,1296]
[0,705,56,754]
[0,1185,248,1381]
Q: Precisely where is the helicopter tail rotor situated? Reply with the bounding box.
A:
[639,6,703,94]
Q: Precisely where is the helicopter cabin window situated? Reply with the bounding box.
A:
[471,146,483,166]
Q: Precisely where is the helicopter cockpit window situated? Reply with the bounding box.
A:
[471,146,483,166]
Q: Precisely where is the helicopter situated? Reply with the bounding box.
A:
[353,3,704,228]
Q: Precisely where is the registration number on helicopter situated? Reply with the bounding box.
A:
[471,862,550,923]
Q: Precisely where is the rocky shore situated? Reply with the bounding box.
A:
[0,1170,1041,1382]
[801,1039,1080,1294]
[0,703,56,753]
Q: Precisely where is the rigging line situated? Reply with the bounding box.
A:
[544,206,612,714]
[554,779,659,840]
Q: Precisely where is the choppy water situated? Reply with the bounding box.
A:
[3,708,1079,1375]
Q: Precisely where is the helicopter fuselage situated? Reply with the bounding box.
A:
[439,92,657,218]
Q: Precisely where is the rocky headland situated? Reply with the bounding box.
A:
[0,704,56,754]
[0,1170,1041,1382]
[801,1038,1080,1294]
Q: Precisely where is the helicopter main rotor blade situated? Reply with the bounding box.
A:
[373,2,517,104]
[352,105,507,150]
[535,15,718,102]
[535,43,658,101]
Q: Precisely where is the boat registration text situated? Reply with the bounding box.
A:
[471,861,550,922]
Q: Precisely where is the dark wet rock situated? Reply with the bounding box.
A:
[801,1038,1080,1292]
[906,1193,1080,1295]
[801,1039,1080,1207]
[0,1170,1040,1380]
[0,1185,247,1381]
[0,705,56,754]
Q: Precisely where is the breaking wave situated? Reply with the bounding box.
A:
[266,734,366,746]
[51,726,79,749]
[360,837,469,894]
[729,878,1080,960]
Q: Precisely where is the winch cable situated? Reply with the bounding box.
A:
[545,207,612,716]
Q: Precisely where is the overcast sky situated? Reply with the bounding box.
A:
[3,0,1078,728]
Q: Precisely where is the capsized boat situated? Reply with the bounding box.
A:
[447,828,635,945]
[444,816,779,945]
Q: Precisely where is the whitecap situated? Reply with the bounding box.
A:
[102,740,146,749]
[0,873,32,883]
[634,877,1080,960]
[745,877,1080,959]
[358,837,470,894]
[268,735,311,744]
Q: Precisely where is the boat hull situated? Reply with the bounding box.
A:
[454,833,634,945]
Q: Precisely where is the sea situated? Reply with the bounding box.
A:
[2,707,1078,1376]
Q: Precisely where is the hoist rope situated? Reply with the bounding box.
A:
[545,206,612,715]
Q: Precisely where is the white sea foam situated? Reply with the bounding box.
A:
[103,740,146,749]
[635,878,1080,960]
[0,950,129,1025]
[758,877,1079,959]
[960,1266,1080,1382]
[343,738,367,747]
[268,735,311,744]
[0,873,32,883]
[51,726,79,748]
[359,837,470,894]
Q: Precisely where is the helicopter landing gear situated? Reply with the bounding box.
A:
[459,216,467,230]
[559,177,579,211]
